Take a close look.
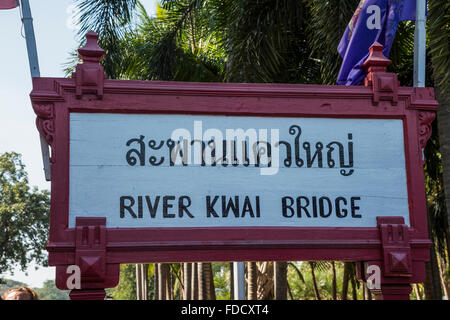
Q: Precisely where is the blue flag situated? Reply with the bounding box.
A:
[337,0,418,85]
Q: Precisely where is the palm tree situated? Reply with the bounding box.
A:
[191,262,199,299]
[308,262,321,300]
[183,263,192,299]
[247,262,257,300]
[274,261,287,300]
[429,0,450,296]
[256,261,274,300]
[331,261,337,300]
[197,262,215,299]
[156,263,170,299]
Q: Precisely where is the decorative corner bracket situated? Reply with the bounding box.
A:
[377,216,412,278]
[32,103,55,160]
[72,31,107,99]
[75,217,107,285]
[418,111,435,157]
[363,42,399,106]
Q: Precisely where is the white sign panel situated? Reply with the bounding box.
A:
[69,113,409,228]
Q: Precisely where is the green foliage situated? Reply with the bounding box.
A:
[124,1,224,82]
[288,261,363,300]
[108,264,137,300]
[35,280,69,300]
[212,262,230,300]
[221,0,321,83]
[0,152,50,275]
[425,119,449,261]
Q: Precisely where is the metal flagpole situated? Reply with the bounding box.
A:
[233,262,245,300]
[20,0,51,181]
[413,0,427,88]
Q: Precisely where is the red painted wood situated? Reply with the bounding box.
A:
[30,34,438,299]
[69,289,106,300]
[372,284,413,300]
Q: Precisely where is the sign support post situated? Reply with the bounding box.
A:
[233,262,246,300]
[19,0,51,181]
[413,0,427,88]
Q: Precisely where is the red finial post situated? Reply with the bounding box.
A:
[362,42,398,105]
[78,31,105,63]
[73,31,107,99]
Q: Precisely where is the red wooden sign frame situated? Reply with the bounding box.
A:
[30,32,438,300]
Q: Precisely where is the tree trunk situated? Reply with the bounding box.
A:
[183,263,192,300]
[274,261,287,300]
[424,247,443,300]
[350,276,357,300]
[136,264,148,300]
[158,263,170,300]
[331,261,337,300]
[198,262,213,300]
[208,263,216,300]
[257,261,274,300]
[192,262,199,300]
[166,264,172,300]
[341,262,351,300]
[136,264,142,300]
[437,256,449,300]
[413,284,422,300]
[247,262,258,300]
[309,262,321,300]
[154,263,159,300]
[363,282,372,300]
[230,262,234,300]
[198,262,206,300]
[424,209,443,300]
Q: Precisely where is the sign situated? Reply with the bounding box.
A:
[69,113,409,228]
[30,32,438,299]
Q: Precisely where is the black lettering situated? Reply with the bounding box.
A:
[282,197,295,218]
[335,197,348,218]
[120,196,137,218]
[296,196,311,218]
[319,197,332,218]
[241,196,254,217]
[351,197,362,218]
[163,196,176,218]
[206,196,219,217]
[222,196,239,218]
[138,196,143,218]
[179,196,194,218]
[256,196,260,218]
[312,196,318,218]
[145,196,160,218]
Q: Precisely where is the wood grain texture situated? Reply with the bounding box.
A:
[69,113,409,228]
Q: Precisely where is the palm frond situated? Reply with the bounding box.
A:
[73,0,139,78]
[75,0,138,39]
[288,262,305,284]
[224,0,313,83]
[428,0,450,96]
[306,0,360,84]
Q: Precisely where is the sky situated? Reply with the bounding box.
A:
[0,0,157,288]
